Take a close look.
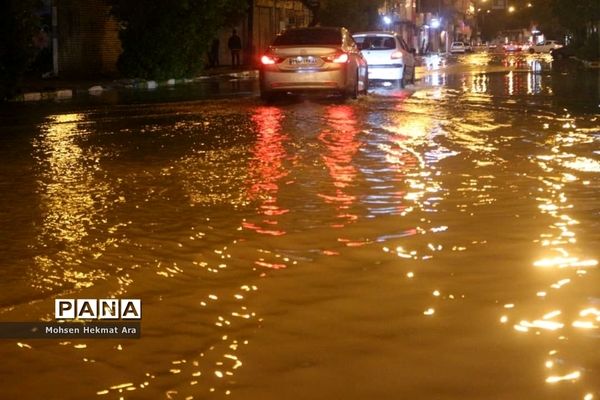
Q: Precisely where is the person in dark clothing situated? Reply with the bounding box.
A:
[228,29,242,67]
[209,38,220,68]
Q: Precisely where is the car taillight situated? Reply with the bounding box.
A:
[261,54,279,65]
[333,53,349,63]
[391,51,403,60]
[325,52,349,63]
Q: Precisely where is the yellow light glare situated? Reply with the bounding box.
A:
[545,371,581,383]
[580,308,600,317]
[572,321,598,330]
[542,310,561,320]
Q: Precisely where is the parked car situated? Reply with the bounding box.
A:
[352,31,416,88]
[464,42,473,53]
[529,40,563,54]
[503,42,522,52]
[550,44,577,60]
[259,27,369,101]
[450,41,466,53]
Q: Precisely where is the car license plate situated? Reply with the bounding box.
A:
[289,56,317,65]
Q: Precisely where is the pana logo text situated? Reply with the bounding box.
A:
[55,299,142,320]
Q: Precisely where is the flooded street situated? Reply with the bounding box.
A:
[1,53,599,399]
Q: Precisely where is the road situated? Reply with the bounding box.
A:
[0,52,599,399]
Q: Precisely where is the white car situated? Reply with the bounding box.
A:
[352,31,416,88]
[450,42,466,53]
[529,40,563,53]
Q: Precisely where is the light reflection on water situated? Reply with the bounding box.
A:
[0,53,599,399]
[318,105,360,227]
[31,114,115,293]
[242,106,289,238]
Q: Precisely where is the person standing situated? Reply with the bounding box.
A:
[228,29,242,67]
[209,38,220,68]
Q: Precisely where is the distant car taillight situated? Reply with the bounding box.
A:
[261,54,280,65]
[325,52,349,63]
[391,51,403,60]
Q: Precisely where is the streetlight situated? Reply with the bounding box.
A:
[508,5,515,12]
[383,15,392,26]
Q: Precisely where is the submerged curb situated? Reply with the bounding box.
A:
[16,89,73,102]
[11,69,259,102]
[577,58,600,69]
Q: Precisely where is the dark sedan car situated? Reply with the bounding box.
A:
[550,45,577,60]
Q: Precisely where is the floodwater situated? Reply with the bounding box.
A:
[0,53,599,399]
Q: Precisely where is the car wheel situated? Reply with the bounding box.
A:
[529,48,535,54]
[398,68,406,89]
[396,78,404,89]
[260,89,276,102]
[348,72,359,99]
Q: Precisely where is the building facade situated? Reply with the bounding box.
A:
[52,0,311,77]
[54,0,121,77]
[217,0,312,67]
[381,0,419,51]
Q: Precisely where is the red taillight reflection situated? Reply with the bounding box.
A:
[261,55,277,65]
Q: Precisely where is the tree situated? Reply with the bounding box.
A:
[109,0,248,79]
[526,0,564,40]
[319,0,384,32]
[551,0,599,44]
[0,0,40,100]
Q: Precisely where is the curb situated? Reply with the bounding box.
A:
[11,69,259,102]
[578,59,600,69]
[559,57,600,69]
[16,89,74,102]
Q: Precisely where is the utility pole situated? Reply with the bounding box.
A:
[247,0,254,67]
[51,0,58,76]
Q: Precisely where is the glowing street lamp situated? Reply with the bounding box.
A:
[430,18,441,29]
[383,15,392,26]
[508,5,515,12]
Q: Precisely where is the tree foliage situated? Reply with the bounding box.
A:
[109,0,247,79]
[550,0,599,44]
[319,0,384,32]
[0,0,40,100]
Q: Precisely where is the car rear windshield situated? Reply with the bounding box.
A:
[273,28,341,46]
[354,36,395,50]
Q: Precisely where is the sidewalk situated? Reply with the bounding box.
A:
[13,65,259,102]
